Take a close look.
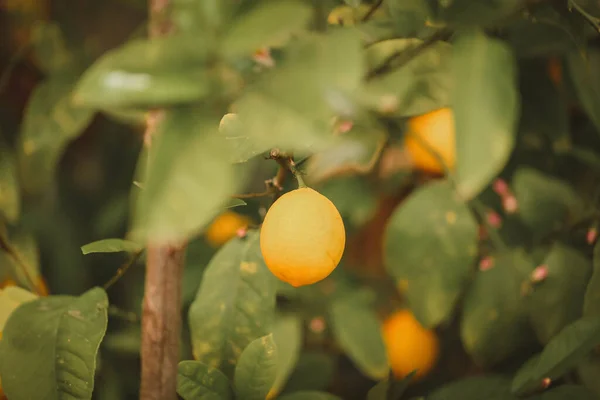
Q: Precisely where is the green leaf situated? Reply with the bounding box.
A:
[73,36,211,109]
[0,287,108,400]
[0,144,20,223]
[329,292,389,380]
[282,352,335,394]
[81,238,143,255]
[425,0,521,26]
[567,49,600,136]
[584,242,600,317]
[528,245,592,344]
[452,29,519,200]
[234,334,278,400]
[363,39,453,117]
[279,392,342,400]
[529,385,599,400]
[461,251,536,366]
[0,231,43,290]
[222,0,312,59]
[171,0,235,33]
[31,21,73,74]
[225,198,247,209]
[367,371,416,400]
[511,316,600,395]
[269,314,303,397]
[0,286,38,331]
[305,123,387,185]
[131,108,244,243]
[512,168,583,238]
[17,78,94,193]
[428,375,516,400]
[383,180,479,328]
[577,356,600,398]
[234,30,364,156]
[177,361,233,400]
[188,231,276,377]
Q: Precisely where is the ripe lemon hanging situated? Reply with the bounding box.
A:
[382,309,440,381]
[260,188,345,287]
[404,107,455,174]
[205,211,251,247]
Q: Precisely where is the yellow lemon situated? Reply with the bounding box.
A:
[260,188,345,287]
[205,211,251,247]
[382,309,439,381]
[404,107,455,174]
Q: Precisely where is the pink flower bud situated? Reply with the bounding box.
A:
[487,211,502,228]
[309,317,326,333]
[503,195,518,214]
[541,377,552,389]
[236,227,248,238]
[531,265,548,283]
[479,257,494,271]
[587,227,597,245]
[337,120,353,134]
[492,179,509,196]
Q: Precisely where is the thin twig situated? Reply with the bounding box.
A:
[231,190,273,199]
[103,250,144,290]
[366,29,453,80]
[0,229,41,295]
[362,0,384,22]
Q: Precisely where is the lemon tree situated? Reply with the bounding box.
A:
[1,0,600,399]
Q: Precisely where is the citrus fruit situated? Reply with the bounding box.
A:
[404,107,455,174]
[205,211,251,247]
[382,309,439,381]
[260,187,345,287]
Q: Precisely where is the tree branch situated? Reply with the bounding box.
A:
[139,0,185,399]
[362,0,384,22]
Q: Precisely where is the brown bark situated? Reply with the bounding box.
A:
[140,243,186,400]
[140,1,186,399]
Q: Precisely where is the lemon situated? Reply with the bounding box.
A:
[260,188,345,287]
[205,211,251,247]
[404,107,455,174]
[382,309,439,381]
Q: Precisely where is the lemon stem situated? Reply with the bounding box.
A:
[289,162,307,188]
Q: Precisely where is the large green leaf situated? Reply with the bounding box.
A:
[512,168,583,239]
[177,361,233,400]
[0,288,108,400]
[452,30,519,200]
[530,385,599,399]
[0,144,20,223]
[18,78,94,193]
[329,292,389,380]
[31,22,73,74]
[233,29,364,156]
[461,251,536,366]
[584,242,600,317]
[234,334,278,400]
[282,352,335,394]
[428,375,516,400]
[188,231,276,377]
[425,0,521,26]
[511,316,600,395]
[528,245,592,344]
[0,287,38,331]
[222,0,312,59]
[383,180,479,328]
[567,49,600,136]
[73,35,211,109]
[363,39,453,117]
[81,238,143,255]
[131,108,243,243]
[269,314,303,397]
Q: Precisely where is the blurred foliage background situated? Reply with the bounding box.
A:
[2,0,600,399]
